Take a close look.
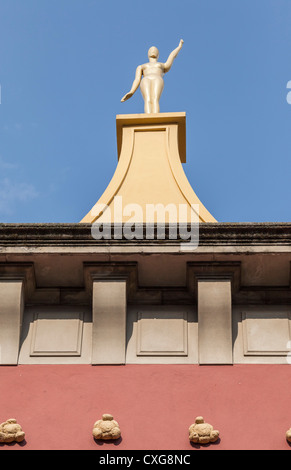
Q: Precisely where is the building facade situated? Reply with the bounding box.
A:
[0,113,290,450]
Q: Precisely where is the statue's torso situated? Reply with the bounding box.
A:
[142,62,165,78]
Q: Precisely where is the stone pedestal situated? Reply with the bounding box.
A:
[80,113,216,224]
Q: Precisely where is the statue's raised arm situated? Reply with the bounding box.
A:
[121,40,184,114]
[163,39,184,73]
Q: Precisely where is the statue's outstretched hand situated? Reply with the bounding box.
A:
[179,39,184,47]
[121,92,133,102]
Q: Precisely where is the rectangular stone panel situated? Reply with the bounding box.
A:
[0,280,24,365]
[92,279,127,364]
[198,279,232,364]
[136,311,188,356]
[126,305,198,364]
[30,312,84,356]
[242,311,291,355]
[18,306,92,364]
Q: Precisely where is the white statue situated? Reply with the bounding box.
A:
[121,40,184,113]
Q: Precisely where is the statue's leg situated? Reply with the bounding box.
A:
[140,78,152,113]
[152,77,164,113]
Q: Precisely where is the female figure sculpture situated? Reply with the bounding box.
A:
[121,39,184,113]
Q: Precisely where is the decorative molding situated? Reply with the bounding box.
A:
[0,262,35,299]
[0,222,291,246]
[242,310,291,356]
[136,310,188,356]
[30,312,84,357]
[83,261,138,301]
[187,261,241,298]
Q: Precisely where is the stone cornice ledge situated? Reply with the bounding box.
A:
[0,222,290,246]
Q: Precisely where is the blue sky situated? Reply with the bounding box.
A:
[0,0,290,223]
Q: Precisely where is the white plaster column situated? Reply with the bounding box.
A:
[92,277,127,364]
[197,279,232,364]
[0,280,24,365]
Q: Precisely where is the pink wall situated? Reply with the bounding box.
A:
[0,364,290,450]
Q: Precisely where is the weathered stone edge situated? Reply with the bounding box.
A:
[0,223,290,246]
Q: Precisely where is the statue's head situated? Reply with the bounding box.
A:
[148,46,159,60]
